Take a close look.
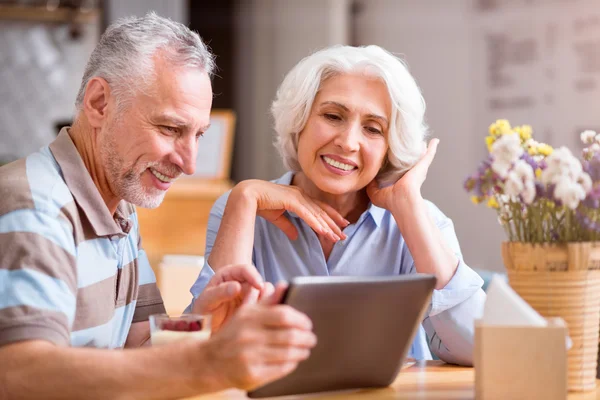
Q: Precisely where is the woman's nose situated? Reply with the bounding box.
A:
[334,123,361,152]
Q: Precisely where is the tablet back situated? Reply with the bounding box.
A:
[248,274,436,398]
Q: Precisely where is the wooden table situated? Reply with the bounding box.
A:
[185,360,600,400]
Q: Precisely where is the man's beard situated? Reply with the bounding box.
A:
[102,134,173,209]
[117,165,166,209]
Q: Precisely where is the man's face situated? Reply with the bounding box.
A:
[99,57,213,208]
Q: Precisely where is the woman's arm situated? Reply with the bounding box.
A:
[390,192,458,289]
[398,202,485,366]
[207,183,263,269]
[368,139,457,289]
[208,180,347,271]
[368,140,485,365]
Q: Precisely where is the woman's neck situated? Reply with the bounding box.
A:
[291,172,370,224]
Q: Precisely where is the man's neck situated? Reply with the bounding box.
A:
[69,118,121,215]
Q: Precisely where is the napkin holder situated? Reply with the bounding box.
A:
[474,318,567,400]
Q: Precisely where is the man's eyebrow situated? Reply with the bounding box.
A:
[198,123,211,133]
[156,113,188,127]
[320,101,388,126]
[156,113,211,133]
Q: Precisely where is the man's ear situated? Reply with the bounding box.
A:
[82,77,112,128]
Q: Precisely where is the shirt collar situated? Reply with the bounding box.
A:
[49,127,129,237]
[278,171,386,227]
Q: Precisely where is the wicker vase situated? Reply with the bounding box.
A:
[502,242,600,392]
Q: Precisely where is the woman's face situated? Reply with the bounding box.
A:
[297,73,390,195]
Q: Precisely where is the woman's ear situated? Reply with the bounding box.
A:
[82,77,112,128]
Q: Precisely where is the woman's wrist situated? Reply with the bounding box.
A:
[228,181,263,215]
[390,188,424,221]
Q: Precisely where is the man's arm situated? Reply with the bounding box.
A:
[0,339,221,400]
[0,286,317,400]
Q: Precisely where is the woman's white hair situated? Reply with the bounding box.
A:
[75,12,215,113]
[272,45,428,186]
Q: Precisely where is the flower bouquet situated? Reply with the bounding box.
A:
[465,119,600,391]
[464,119,600,242]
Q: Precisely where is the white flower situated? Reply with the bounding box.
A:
[539,146,591,208]
[491,133,523,178]
[514,160,536,204]
[504,171,524,197]
[524,138,537,147]
[541,147,592,209]
[591,143,600,153]
[503,160,536,204]
[581,130,597,145]
[578,172,592,193]
[491,159,513,178]
[522,181,536,204]
[554,178,587,209]
[541,147,582,186]
[513,159,535,181]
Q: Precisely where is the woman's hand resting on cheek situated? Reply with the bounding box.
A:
[367,139,439,214]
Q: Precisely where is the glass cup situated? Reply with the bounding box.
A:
[149,314,212,346]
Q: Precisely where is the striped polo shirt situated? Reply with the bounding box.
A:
[0,128,165,349]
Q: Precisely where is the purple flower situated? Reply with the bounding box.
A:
[583,153,600,182]
[477,156,493,175]
[583,183,600,209]
[576,208,600,233]
[535,182,548,199]
[520,153,539,170]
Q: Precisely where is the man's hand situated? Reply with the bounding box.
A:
[203,284,317,391]
[192,264,273,332]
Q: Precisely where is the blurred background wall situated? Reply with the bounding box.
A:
[2,0,600,273]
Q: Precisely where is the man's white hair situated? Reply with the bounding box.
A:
[75,12,215,113]
[272,45,428,186]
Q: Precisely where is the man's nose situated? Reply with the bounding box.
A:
[171,138,197,176]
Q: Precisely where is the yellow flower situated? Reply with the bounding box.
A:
[488,119,512,137]
[515,125,532,142]
[537,143,553,156]
[486,197,499,209]
[527,146,538,156]
[485,136,495,152]
[471,196,482,205]
[535,168,542,178]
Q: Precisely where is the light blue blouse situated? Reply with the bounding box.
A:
[188,172,485,365]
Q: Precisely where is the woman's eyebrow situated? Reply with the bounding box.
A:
[321,101,388,126]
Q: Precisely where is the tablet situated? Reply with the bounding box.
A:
[248,274,436,398]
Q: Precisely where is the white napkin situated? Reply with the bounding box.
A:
[483,275,547,326]
[483,275,572,349]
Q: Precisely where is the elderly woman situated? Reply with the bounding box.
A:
[188,45,485,365]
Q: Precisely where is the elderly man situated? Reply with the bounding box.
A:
[0,13,316,399]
